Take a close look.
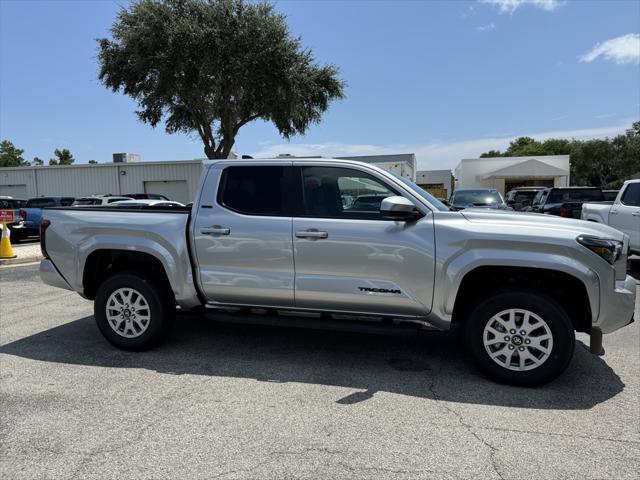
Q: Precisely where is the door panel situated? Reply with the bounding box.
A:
[292,164,435,316]
[193,163,295,307]
[293,216,435,316]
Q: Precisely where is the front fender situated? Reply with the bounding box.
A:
[438,248,600,323]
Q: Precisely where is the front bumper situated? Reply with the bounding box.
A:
[39,259,73,291]
[596,274,636,334]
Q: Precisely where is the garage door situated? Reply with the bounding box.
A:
[144,180,189,204]
[0,184,28,199]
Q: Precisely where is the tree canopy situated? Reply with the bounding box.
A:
[97,0,345,159]
[49,148,75,166]
[478,122,640,188]
[0,140,28,167]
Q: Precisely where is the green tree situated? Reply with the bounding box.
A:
[503,137,546,156]
[479,150,502,158]
[540,138,572,156]
[49,148,75,166]
[0,140,29,167]
[569,140,615,187]
[32,157,44,166]
[88,159,98,164]
[97,0,345,159]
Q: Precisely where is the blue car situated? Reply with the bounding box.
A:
[13,196,75,241]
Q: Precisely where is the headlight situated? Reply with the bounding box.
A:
[576,235,623,265]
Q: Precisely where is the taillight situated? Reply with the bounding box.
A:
[559,206,567,217]
[19,209,26,219]
[40,219,51,258]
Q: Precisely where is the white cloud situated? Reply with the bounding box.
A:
[249,121,634,171]
[580,33,640,65]
[476,23,496,32]
[479,0,561,14]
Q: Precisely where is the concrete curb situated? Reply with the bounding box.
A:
[0,254,43,267]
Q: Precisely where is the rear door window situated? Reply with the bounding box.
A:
[218,166,288,216]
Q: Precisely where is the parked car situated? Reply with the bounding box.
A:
[449,188,511,211]
[0,197,27,209]
[39,158,635,386]
[14,196,75,240]
[582,180,640,254]
[505,187,546,211]
[109,199,185,207]
[72,196,133,206]
[0,196,27,242]
[123,193,170,201]
[525,187,604,218]
[602,190,619,202]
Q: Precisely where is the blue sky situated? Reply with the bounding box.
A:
[1,0,639,170]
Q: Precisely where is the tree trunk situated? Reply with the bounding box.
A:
[204,144,218,160]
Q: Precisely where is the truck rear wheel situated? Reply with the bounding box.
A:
[94,272,175,351]
[464,290,575,386]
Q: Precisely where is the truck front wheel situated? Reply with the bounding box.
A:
[464,290,575,386]
[94,272,175,351]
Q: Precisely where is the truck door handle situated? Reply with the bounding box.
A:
[295,229,328,239]
[610,210,618,215]
[633,211,640,217]
[201,225,230,235]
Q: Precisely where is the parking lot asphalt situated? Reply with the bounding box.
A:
[1,263,639,480]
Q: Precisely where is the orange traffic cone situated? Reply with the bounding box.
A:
[0,223,16,259]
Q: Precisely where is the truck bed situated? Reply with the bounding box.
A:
[41,206,199,307]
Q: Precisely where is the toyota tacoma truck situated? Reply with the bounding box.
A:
[582,179,640,254]
[39,158,636,386]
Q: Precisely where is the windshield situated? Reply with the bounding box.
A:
[451,190,503,206]
[387,172,449,211]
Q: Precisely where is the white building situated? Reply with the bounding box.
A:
[454,155,570,196]
[415,169,453,199]
[0,160,205,204]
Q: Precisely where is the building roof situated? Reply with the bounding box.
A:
[481,158,569,179]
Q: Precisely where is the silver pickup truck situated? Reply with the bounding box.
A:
[582,179,640,254]
[39,158,636,386]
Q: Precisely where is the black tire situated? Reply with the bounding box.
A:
[464,289,575,387]
[94,271,175,351]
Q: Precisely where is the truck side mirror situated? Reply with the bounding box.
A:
[380,196,422,221]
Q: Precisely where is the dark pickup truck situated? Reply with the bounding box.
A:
[525,187,604,218]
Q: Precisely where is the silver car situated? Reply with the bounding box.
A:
[39,158,636,386]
